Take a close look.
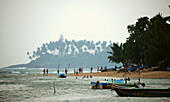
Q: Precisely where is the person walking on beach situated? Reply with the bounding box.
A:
[43,68,45,75]
[46,69,48,75]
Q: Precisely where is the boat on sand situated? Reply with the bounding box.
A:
[57,73,67,78]
[111,84,170,97]
[91,79,135,89]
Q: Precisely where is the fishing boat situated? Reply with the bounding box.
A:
[57,73,67,78]
[167,67,170,71]
[101,68,116,72]
[56,63,68,78]
[91,79,135,89]
[112,84,170,97]
[91,81,110,89]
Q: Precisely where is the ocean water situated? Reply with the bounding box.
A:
[0,68,170,102]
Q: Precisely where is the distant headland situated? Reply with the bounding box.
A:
[7,35,121,68]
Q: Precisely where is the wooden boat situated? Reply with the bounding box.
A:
[57,73,67,78]
[167,67,170,71]
[112,84,170,97]
[91,79,135,89]
[101,68,115,72]
[91,81,110,89]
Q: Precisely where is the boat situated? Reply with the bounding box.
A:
[91,79,135,89]
[112,84,170,97]
[101,68,116,72]
[167,67,170,71]
[91,81,110,89]
[57,73,67,78]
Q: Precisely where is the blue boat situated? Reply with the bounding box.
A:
[57,73,67,78]
[90,79,135,89]
[91,81,110,89]
[167,67,170,71]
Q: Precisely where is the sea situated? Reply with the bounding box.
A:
[0,67,170,102]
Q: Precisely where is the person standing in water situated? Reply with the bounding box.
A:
[43,68,45,75]
[91,67,93,73]
[74,69,76,75]
[57,69,59,74]
[65,69,67,74]
[46,69,48,75]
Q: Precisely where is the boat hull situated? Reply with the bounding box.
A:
[57,75,67,78]
[57,73,67,78]
[91,81,135,89]
[113,85,170,97]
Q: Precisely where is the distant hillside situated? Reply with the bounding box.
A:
[8,35,121,68]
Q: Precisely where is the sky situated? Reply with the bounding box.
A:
[0,0,169,68]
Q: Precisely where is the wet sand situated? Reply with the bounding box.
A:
[31,71,170,79]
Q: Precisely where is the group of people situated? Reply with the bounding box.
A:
[43,66,116,76]
[74,68,79,75]
[57,69,68,74]
[43,68,48,75]
[91,66,108,73]
[74,67,83,75]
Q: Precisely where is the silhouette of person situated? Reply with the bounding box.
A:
[43,68,45,75]
[91,67,93,73]
[74,69,76,75]
[57,69,59,74]
[65,69,67,74]
[46,69,48,75]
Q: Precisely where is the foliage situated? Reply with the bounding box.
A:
[108,14,170,70]
[108,43,123,63]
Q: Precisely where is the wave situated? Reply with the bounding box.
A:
[12,67,27,69]
[11,71,20,74]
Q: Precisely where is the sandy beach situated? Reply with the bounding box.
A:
[32,71,170,79]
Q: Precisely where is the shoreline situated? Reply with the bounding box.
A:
[30,71,170,79]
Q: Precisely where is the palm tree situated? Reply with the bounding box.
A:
[107,43,123,63]
[27,52,30,56]
[29,56,32,60]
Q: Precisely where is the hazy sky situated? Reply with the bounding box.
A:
[0,0,169,68]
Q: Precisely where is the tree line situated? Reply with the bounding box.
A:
[24,35,122,68]
[108,14,170,70]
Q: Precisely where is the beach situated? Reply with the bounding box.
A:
[32,71,170,79]
[68,71,170,79]
[1,68,170,102]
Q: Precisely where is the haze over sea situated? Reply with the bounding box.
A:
[0,67,170,102]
